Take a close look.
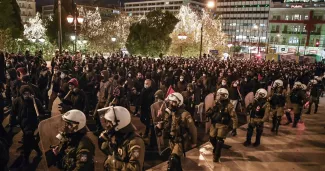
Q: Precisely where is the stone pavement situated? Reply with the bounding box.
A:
[149,98,325,171]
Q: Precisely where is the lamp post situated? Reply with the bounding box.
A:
[199,1,215,58]
[178,34,187,57]
[58,0,62,54]
[111,37,116,52]
[253,25,259,54]
[30,37,46,52]
[277,34,281,53]
[67,4,84,53]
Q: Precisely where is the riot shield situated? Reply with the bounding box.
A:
[38,115,106,171]
[150,101,171,156]
[204,93,215,134]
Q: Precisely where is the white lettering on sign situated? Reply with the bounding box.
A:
[291,5,303,8]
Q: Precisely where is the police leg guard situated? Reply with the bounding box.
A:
[293,113,300,128]
[244,124,253,147]
[275,116,282,135]
[285,111,292,125]
[209,136,217,154]
[213,138,224,163]
[167,153,182,171]
[306,102,312,114]
[254,124,263,147]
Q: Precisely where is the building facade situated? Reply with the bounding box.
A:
[124,0,205,16]
[215,0,271,54]
[41,5,115,21]
[16,0,36,23]
[268,0,325,56]
[42,5,54,20]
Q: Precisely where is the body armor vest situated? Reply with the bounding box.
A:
[250,99,267,118]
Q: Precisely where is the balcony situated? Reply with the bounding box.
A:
[310,32,321,35]
[271,30,280,33]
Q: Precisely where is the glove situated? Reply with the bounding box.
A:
[231,129,237,137]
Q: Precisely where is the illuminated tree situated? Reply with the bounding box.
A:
[169,5,227,57]
[23,13,47,40]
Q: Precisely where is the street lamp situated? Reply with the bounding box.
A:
[70,35,76,41]
[207,1,215,9]
[67,4,84,52]
[111,37,117,52]
[199,1,215,58]
[178,34,187,57]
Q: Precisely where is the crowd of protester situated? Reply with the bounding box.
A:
[0,49,325,170]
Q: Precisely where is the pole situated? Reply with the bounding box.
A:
[74,13,77,52]
[199,24,203,58]
[180,45,182,57]
[74,3,78,53]
[58,0,62,54]
[249,37,251,60]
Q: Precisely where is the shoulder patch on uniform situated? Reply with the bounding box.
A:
[130,145,141,159]
[132,148,140,159]
[80,154,88,162]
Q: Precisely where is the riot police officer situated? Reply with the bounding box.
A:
[52,110,95,171]
[306,79,320,114]
[159,92,197,171]
[99,106,145,171]
[244,88,270,147]
[289,82,306,127]
[206,88,238,163]
[270,80,286,135]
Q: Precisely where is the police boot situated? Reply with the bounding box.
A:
[271,115,276,132]
[213,139,224,163]
[284,112,292,125]
[292,115,299,128]
[253,130,262,147]
[314,104,318,114]
[167,154,182,171]
[275,116,281,135]
[244,125,253,147]
[209,136,217,154]
[305,107,311,114]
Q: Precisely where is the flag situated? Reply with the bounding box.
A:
[165,86,175,98]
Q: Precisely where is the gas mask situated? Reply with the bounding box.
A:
[56,122,79,141]
[168,101,178,112]
[22,92,32,100]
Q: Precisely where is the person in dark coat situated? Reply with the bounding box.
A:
[0,52,5,84]
[62,78,88,115]
[139,79,155,138]
[11,85,43,166]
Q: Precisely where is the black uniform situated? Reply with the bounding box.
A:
[244,98,270,147]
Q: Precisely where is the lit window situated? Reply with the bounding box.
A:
[289,36,299,44]
[305,15,308,20]
[285,15,289,20]
[294,14,300,20]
